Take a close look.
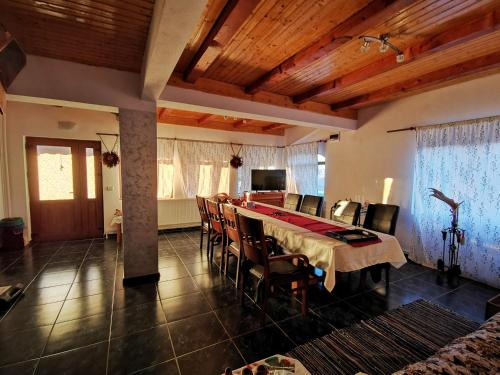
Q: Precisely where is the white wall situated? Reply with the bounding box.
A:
[325,73,500,252]
[5,101,285,242]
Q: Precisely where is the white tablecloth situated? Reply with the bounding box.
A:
[237,203,406,291]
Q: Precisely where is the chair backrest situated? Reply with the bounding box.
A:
[206,199,224,234]
[213,192,230,203]
[196,195,209,224]
[284,193,303,211]
[235,213,269,273]
[299,195,324,216]
[363,203,399,235]
[222,204,239,244]
[333,200,361,225]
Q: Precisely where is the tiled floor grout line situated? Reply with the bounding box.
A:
[104,238,122,375]
[33,239,95,373]
[163,233,191,375]
[0,242,66,324]
[169,231,253,370]
[183,232,301,361]
[2,231,496,373]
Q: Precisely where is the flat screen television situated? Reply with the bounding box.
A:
[251,169,286,191]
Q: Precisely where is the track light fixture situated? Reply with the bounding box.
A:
[359,34,404,63]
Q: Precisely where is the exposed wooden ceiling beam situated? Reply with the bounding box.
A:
[330,51,500,110]
[168,73,357,120]
[197,113,218,124]
[158,115,286,135]
[232,119,246,128]
[262,123,286,131]
[294,8,500,104]
[184,0,260,83]
[245,0,416,94]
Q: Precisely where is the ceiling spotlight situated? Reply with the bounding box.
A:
[360,39,371,53]
[358,34,404,63]
[379,42,389,53]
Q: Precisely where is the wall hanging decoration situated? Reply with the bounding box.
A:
[98,134,120,168]
[230,144,243,169]
[429,188,465,288]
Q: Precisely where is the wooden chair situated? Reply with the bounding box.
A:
[222,204,242,288]
[195,195,211,255]
[360,203,400,288]
[206,199,226,268]
[284,193,303,211]
[236,213,310,323]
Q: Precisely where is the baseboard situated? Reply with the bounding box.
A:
[122,272,160,287]
[105,225,200,238]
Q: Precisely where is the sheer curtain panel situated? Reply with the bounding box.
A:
[286,142,318,195]
[157,139,175,199]
[176,140,231,198]
[411,117,500,288]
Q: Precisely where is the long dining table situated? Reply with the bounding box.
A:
[236,202,407,292]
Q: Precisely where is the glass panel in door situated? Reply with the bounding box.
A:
[36,145,74,200]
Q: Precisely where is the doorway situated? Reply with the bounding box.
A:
[26,137,104,242]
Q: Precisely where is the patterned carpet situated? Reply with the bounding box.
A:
[287,299,480,375]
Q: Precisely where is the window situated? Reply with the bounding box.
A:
[37,145,74,200]
[197,164,213,197]
[86,148,96,199]
[317,153,325,196]
[157,162,174,199]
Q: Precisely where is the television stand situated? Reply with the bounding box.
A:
[248,191,284,207]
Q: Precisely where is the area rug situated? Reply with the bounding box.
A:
[286,299,480,375]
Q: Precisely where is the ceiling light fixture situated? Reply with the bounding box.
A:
[358,34,404,63]
[360,39,371,53]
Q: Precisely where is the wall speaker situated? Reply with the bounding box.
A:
[329,133,340,142]
[0,33,26,89]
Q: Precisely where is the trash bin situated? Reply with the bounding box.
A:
[0,217,25,251]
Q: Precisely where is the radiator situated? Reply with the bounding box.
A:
[158,198,200,229]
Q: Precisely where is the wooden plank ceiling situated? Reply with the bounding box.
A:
[157,108,295,136]
[0,0,156,72]
[172,0,500,113]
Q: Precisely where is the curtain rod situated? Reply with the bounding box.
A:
[386,114,500,134]
[96,133,326,148]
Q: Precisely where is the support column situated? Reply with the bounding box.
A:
[119,108,159,285]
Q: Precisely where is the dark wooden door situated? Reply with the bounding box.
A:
[26,137,104,241]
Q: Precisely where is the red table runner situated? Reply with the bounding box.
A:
[243,204,381,247]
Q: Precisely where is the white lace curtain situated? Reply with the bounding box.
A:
[238,145,286,193]
[176,140,231,198]
[411,117,500,288]
[286,142,318,195]
[158,139,320,199]
[157,139,174,199]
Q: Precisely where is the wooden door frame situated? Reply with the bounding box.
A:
[26,137,104,241]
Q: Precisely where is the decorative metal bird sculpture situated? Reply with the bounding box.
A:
[429,188,463,225]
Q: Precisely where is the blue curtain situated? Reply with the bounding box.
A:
[411,117,500,288]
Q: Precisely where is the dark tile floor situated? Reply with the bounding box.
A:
[0,229,498,374]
